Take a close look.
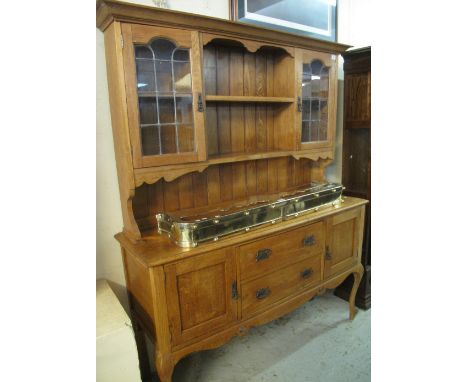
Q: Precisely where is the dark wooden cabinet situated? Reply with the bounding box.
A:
[334,47,371,309]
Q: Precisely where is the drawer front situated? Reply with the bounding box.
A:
[238,222,324,281]
[241,254,322,318]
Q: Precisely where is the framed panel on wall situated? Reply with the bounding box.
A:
[230,0,337,42]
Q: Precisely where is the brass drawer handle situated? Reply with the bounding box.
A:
[256,248,271,262]
[303,235,316,246]
[256,287,271,300]
[301,268,313,279]
[325,246,332,261]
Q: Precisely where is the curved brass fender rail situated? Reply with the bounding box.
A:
[156,183,343,247]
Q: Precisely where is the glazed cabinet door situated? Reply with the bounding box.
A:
[296,49,338,150]
[165,248,238,346]
[121,23,206,168]
[324,208,363,278]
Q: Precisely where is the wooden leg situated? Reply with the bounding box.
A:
[349,264,364,320]
[156,353,175,382]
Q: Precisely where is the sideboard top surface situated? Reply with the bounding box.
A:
[116,196,368,267]
[96,0,351,54]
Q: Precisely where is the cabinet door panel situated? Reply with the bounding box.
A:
[295,49,337,150]
[165,249,237,346]
[122,23,206,168]
[324,208,362,278]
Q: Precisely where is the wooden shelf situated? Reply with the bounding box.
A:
[134,149,334,186]
[205,95,294,103]
[208,150,334,165]
[208,151,294,164]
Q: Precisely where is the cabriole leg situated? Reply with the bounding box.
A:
[156,353,175,382]
[349,264,364,320]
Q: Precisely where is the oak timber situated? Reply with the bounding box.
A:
[97,2,367,381]
[96,0,350,54]
[205,95,294,103]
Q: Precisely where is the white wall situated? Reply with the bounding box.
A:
[337,0,372,48]
[111,0,229,18]
[96,0,371,307]
[96,27,129,307]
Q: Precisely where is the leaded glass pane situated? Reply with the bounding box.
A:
[138,98,157,125]
[155,60,173,93]
[151,39,176,60]
[135,45,153,59]
[160,124,178,154]
[176,97,193,124]
[173,49,189,61]
[310,120,320,141]
[136,60,155,93]
[173,61,192,93]
[178,125,195,153]
[134,38,195,156]
[302,121,310,142]
[301,59,329,143]
[141,125,161,156]
[302,99,311,121]
[158,98,175,124]
[311,99,320,121]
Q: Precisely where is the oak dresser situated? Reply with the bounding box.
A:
[97,1,368,380]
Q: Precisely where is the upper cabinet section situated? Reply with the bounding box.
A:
[296,49,338,150]
[97,0,350,175]
[122,24,206,168]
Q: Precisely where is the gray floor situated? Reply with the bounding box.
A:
[155,291,370,382]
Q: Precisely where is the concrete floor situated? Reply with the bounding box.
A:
[152,291,370,382]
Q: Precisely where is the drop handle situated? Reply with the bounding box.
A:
[325,246,332,261]
[197,93,204,112]
[301,268,313,279]
[256,248,271,262]
[231,281,238,300]
[256,287,271,300]
[303,235,316,246]
[297,96,302,112]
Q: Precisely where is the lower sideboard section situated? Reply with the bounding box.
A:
[120,200,367,382]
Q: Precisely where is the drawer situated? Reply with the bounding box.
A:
[241,254,322,318]
[238,222,324,281]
